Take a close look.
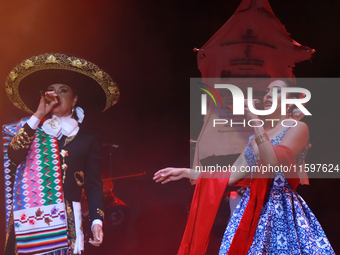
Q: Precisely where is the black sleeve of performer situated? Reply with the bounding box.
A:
[7,123,36,165]
[84,132,104,223]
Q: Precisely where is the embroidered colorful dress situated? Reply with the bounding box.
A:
[219,129,335,255]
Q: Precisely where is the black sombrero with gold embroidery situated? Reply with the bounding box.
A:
[5,53,120,114]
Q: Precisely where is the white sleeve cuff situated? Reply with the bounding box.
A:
[27,115,41,130]
[91,219,103,231]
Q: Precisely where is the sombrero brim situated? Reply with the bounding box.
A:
[19,69,107,115]
[5,53,119,114]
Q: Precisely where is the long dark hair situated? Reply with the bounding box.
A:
[275,78,302,115]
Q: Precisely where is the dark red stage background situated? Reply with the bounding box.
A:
[0,0,339,254]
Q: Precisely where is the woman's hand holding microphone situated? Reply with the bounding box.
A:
[34,91,59,119]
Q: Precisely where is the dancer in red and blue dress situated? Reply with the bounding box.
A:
[154,79,335,255]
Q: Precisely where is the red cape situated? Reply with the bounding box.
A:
[178,145,299,255]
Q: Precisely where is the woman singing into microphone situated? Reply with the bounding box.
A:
[3,53,119,255]
[154,79,335,254]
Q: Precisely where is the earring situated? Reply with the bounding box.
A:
[71,107,75,117]
[71,107,79,121]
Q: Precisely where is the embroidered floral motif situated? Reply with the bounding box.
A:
[60,213,66,222]
[97,208,105,219]
[74,171,85,186]
[14,222,21,228]
[65,200,76,251]
[22,59,34,69]
[51,206,59,215]
[47,118,60,129]
[35,208,44,217]
[46,54,58,63]
[29,219,36,226]
[45,218,52,226]
[20,213,27,221]
[64,136,76,147]
[9,128,34,150]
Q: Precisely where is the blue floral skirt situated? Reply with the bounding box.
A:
[219,174,335,255]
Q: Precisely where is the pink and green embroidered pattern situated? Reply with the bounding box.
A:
[14,128,63,210]
[3,120,69,253]
[12,128,69,253]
